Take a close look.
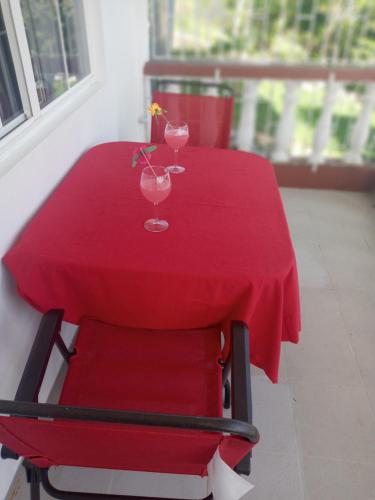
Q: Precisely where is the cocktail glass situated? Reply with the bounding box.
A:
[164,120,189,174]
[140,166,171,232]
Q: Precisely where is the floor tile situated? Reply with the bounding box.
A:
[293,239,333,289]
[284,327,362,387]
[319,240,375,293]
[348,331,375,389]
[309,214,369,247]
[280,187,311,212]
[336,288,375,335]
[109,470,206,498]
[308,197,372,226]
[283,209,315,241]
[290,382,375,464]
[298,190,372,220]
[282,189,375,247]
[299,288,346,334]
[364,228,375,251]
[247,451,304,500]
[365,387,375,420]
[252,378,298,454]
[302,456,375,500]
[11,467,207,499]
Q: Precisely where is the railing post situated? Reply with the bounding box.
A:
[309,74,342,170]
[206,84,219,97]
[237,80,259,152]
[345,83,375,165]
[166,82,180,93]
[205,69,221,96]
[272,80,300,162]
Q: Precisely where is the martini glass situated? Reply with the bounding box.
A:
[164,120,189,174]
[140,166,171,232]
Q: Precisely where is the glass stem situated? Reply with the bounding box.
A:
[154,202,158,221]
[174,148,178,168]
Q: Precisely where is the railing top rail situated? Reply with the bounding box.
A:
[144,61,375,82]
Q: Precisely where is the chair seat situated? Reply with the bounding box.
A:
[0,318,252,476]
[59,318,223,417]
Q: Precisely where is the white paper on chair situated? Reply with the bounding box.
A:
[206,449,254,500]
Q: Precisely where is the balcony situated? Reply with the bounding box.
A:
[145,0,375,191]
[1,1,375,500]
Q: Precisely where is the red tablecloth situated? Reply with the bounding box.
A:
[3,142,300,382]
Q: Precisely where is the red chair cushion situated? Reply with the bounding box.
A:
[0,319,253,475]
[151,91,234,149]
[59,319,223,417]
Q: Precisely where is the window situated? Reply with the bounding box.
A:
[0,0,90,139]
[20,0,89,108]
[0,5,24,134]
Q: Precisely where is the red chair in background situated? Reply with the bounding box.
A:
[0,310,259,500]
[150,81,234,149]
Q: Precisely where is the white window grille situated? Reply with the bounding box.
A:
[0,0,90,140]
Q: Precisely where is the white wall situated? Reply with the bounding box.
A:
[0,1,148,496]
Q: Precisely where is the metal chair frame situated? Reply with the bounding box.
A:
[0,310,258,500]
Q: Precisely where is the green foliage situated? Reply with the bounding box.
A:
[171,0,375,65]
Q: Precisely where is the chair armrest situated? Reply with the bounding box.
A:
[231,321,252,425]
[15,310,65,402]
[231,320,254,474]
[0,399,260,444]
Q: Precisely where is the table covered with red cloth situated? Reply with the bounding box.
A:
[3,142,300,382]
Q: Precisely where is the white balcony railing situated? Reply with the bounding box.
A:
[146,0,375,168]
[144,61,375,168]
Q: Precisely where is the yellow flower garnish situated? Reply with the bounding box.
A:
[148,102,163,117]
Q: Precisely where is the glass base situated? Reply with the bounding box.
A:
[165,165,185,174]
[144,218,169,232]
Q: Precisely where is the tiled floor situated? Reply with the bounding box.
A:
[10,188,375,500]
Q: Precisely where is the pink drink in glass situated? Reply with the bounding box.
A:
[140,176,171,204]
[164,128,189,149]
[140,166,171,232]
[164,120,189,174]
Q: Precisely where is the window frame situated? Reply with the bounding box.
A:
[0,0,29,135]
[0,0,104,177]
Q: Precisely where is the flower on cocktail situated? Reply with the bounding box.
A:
[131,144,157,168]
[148,102,168,123]
[148,102,163,117]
